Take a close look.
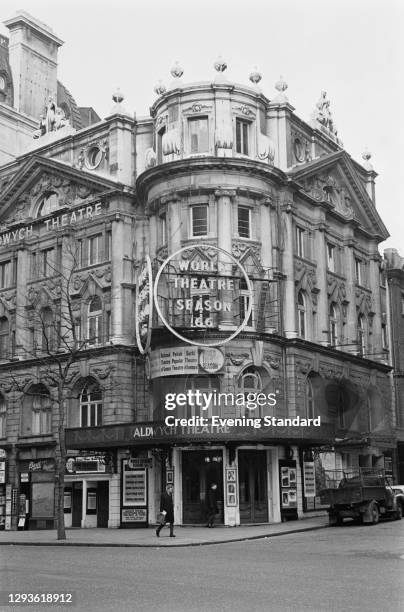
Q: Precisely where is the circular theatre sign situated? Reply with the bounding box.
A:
[153,244,253,347]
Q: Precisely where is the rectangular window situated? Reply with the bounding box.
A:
[88,314,102,345]
[105,231,112,261]
[88,234,102,266]
[64,490,72,512]
[77,239,83,267]
[238,206,251,238]
[106,311,111,342]
[0,260,12,288]
[296,227,305,258]
[382,324,388,350]
[236,119,249,155]
[74,317,82,343]
[160,213,167,244]
[80,401,102,427]
[0,412,5,438]
[191,205,208,237]
[32,408,51,435]
[239,294,253,329]
[81,404,88,427]
[239,279,253,328]
[42,248,56,277]
[327,243,335,272]
[188,117,209,153]
[355,258,362,285]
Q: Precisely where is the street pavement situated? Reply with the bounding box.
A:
[0,515,327,547]
[0,520,403,612]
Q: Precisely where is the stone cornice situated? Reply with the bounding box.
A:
[136,157,287,203]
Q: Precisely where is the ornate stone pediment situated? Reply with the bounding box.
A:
[0,156,119,228]
[288,151,389,242]
[71,270,111,298]
[27,283,61,308]
[231,241,263,274]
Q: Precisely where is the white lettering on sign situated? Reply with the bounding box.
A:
[0,202,102,248]
[154,244,253,347]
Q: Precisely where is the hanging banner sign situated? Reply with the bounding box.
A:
[149,346,199,378]
[135,255,153,354]
[153,244,253,347]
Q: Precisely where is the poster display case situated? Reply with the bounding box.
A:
[121,459,148,528]
[279,459,298,521]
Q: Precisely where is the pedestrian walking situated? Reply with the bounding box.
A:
[206,483,219,527]
[156,484,175,537]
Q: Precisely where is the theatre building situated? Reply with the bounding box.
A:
[0,12,395,530]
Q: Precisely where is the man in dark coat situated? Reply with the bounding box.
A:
[156,484,175,537]
[206,483,219,527]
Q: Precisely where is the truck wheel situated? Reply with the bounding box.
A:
[329,513,342,526]
[369,502,379,525]
[395,504,403,521]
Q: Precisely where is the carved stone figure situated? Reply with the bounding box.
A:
[314,91,337,136]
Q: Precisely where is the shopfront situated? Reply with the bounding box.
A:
[66,420,335,527]
[64,452,115,528]
[18,456,55,530]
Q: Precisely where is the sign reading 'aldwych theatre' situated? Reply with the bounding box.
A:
[66,420,334,449]
[0,202,102,248]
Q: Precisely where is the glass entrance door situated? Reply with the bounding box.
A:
[182,450,223,524]
[238,450,268,523]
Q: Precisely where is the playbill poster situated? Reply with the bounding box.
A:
[0,1,402,611]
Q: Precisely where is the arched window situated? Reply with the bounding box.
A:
[38,192,59,217]
[329,303,338,346]
[0,316,9,358]
[21,385,52,436]
[357,314,366,356]
[297,291,307,339]
[87,296,103,345]
[0,395,6,438]
[80,382,103,427]
[239,367,262,416]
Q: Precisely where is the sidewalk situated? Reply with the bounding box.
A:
[0,516,328,547]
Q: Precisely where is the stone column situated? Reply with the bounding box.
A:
[260,197,273,270]
[369,255,382,357]
[215,189,235,327]
[282,205,296,338]
[260,197,274,333]
[15,247,29,357]
[344,240,357,352]
[111,216,124,343]
[81,479,87,528]
[164,193,181,255]
[315,224,328,345]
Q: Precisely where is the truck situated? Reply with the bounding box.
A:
[319,468,404,526]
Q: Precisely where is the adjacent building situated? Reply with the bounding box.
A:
[384,249,404,482]
[0,12,397,530]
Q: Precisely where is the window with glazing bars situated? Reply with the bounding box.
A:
[191,205,208,236]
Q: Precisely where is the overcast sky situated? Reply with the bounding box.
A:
[1,0,403,254]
